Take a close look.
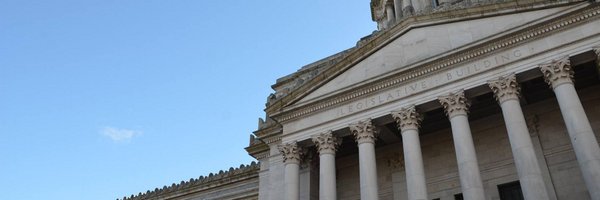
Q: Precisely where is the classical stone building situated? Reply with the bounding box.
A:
[122,0,600,199]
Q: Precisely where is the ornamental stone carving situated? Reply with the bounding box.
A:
[539,56,573,88]
[312,131,339,155]
[278,142,303,164]
[488,73,520,104]
[526,115,540,137]
[387,153,405,171]
[438,90,470,118]
[391,105,423,131]
[349,119,378,144]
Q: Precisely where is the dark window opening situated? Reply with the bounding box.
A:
[498,181,525,200]
[454,193,463,200]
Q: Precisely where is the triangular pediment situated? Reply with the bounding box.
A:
[285,4,576,109]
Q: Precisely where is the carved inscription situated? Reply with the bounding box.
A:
[336,48,527,117]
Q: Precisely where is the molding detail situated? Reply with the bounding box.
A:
[391,105,423,131]
[488,73,520,104]
[119,162,259,200]
[349,119,378,144]
[539,56,573,89]
[278,142,303,164]
[387,153,405,171]
[438,90,470,118]
[526,115,540,137]
[311,131,339,155]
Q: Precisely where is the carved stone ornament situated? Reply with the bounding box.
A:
[387,153,405,171]
[391,105,423,131]
[438,90,470,118]
[487,73,520,104]
[311,131,339,155]
[539,56,573,89]
[278,142,302,164]
[349,118,378,144]
[526,115,540,137]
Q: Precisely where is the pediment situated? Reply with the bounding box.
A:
[287,4,575,108]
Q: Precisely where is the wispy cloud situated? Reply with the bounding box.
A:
[100,127,142,142]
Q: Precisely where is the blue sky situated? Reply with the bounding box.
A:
[0,1,375,199]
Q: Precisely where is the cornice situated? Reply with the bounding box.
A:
[119,162,259,200]
[245,140,270,160]
[269,2,599,123]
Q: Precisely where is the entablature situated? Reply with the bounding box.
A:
[264,0,585,117]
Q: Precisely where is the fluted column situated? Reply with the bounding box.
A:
[438,91,485,200]
[279,142,302,200]
[540,57,600,200]
[391,106,428,200]
[350,119,380,200]
[488,74,550,200]
[312,131,339,200]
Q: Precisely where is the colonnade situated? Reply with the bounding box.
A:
[278,56,600,200]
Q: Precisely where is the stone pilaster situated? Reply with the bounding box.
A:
[539,56,573,89]
[311,131,339,155]
[438,90,470,118]
[279,142,302,165]
[594,46,600,68]
[391,105,423,131]
[488,73,520,104]
[350,118,378,144]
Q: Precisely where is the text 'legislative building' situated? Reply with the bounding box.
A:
[121,0,600,199]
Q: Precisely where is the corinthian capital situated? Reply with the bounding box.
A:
[488,74,520,104]
[539,56,573,88]
[594,46,600,64]
[278,142,302,164]
[391,105,422,131]
[311,131,339,155]
[349,119,378,144]
[438,90,470,118]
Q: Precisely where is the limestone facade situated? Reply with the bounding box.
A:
[121,0,600,199]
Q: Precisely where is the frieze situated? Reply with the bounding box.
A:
[272,4,600,123]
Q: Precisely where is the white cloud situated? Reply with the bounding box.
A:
[100,127,142,142]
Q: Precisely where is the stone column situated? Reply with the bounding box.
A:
[385,1,396,27]
[438,91,486,200]
[391,106,428,200]
[540,57,600,200]
[350,119,380,200]
[279,142,303,200]
[402,0,414,16]
[394,0,403,20]
[488,74,550,200]
[312,131,339,200]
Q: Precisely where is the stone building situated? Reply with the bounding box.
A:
[122,0,600,199]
